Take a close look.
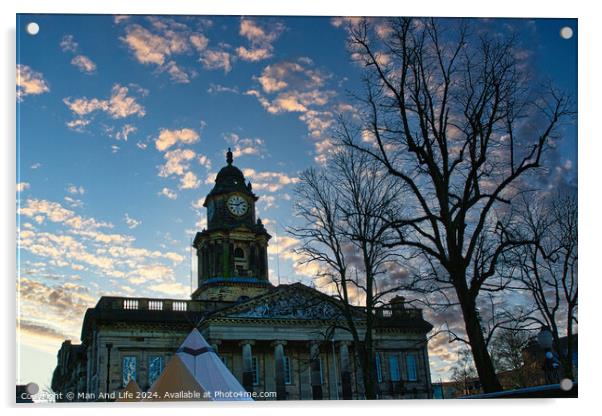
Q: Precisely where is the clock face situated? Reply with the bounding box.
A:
[227,195,249,217]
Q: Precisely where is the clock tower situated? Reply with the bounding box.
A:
[191,148,273,301]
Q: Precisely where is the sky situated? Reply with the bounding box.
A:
[16,14,577,391]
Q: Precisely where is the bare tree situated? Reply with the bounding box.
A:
[337,17,573,392]
[289,148,403,399]
[505,193,578,380]
[489,327,533,388]
[450,347,478,396]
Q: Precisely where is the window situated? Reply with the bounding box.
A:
[234,247,245,258]
[123,299,138,310]
[375,353,382,382]
[388,354,400,382]
[406,354,418,381]
[122,356,137,386]
[172,301,187,311]
[148,356,164,386]
[148,300,163,310]
[252,356,259,385]
[284,356,292,384]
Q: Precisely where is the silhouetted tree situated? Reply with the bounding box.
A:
[450,347,478,396]
[337,17,573,392]
[489,327,533,388]
[505,193,578,380]
[289,148,404,399]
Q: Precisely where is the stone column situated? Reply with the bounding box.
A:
[339,342,353,400]
[328,341,339,399]
[272,340,287,400]
[421,346,433,398]
[310,342,323,400]
[239,340,255,392]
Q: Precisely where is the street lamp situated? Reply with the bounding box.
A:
[537,327,559,384]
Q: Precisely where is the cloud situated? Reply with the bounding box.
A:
[64,196,84,209]
[207,83,239,94]
[18,277,96,344]
[65,119,91,132]
[198,155,212,170]
[16,65,50,101]
[63,83,146,126]
[71,55,97,74]
[60,35,78,53]
[246,89,334,115]
[17,182,30,192]
[124,213,141,229]
[330,17,363,29]
[159,187,177,200]
[61,35,98,75]
[200,49,233,73]
[179,171,200,189]
[114,15,130,24]
[159,148,196,177]
[119,17,211,83]
[257,60,326,94]
[163,60,191,83]
[223,132,267,159]
[18,319,71,343]
[121,23,183,65]
[127,264,174,284]
[18,195,192,355]
[66,185,85,195]
[242,169,299,192]
[116,124,137,141]
[236,47,272,62]
[155,128,199,151]
[189,33,209,51]
[19,208,183,275]
[236,18,284,62]
[247,58,343,164]
[147,281,189,297]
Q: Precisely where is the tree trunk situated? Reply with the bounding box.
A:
[456,282,502,393]
[362,342,377,399]
[562,315,575,381]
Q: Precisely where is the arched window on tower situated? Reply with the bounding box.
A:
[234,247,246,276]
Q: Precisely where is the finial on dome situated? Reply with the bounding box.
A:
[226,148,233,165]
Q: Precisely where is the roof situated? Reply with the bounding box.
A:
[80,297,236,342]
[205,149,257,202]
[78,283,433,342]
[205,282,433,332]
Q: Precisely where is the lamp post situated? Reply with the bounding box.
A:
[536,327,559,385]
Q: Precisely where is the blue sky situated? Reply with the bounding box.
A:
[16,14,577,390]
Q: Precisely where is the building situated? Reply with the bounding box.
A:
[51,149,434,401]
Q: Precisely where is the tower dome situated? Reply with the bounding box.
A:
[205,148,256,202]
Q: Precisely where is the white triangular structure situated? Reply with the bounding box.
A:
[116,379,142,402]
[146,354,209,401]
[176,328,253,401]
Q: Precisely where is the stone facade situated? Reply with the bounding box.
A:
[52,286,433,401]
[51,150,434,401]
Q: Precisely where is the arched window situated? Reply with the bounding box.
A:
[234,247,245,258]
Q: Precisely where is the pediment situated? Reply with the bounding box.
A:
[215,283,351,321]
